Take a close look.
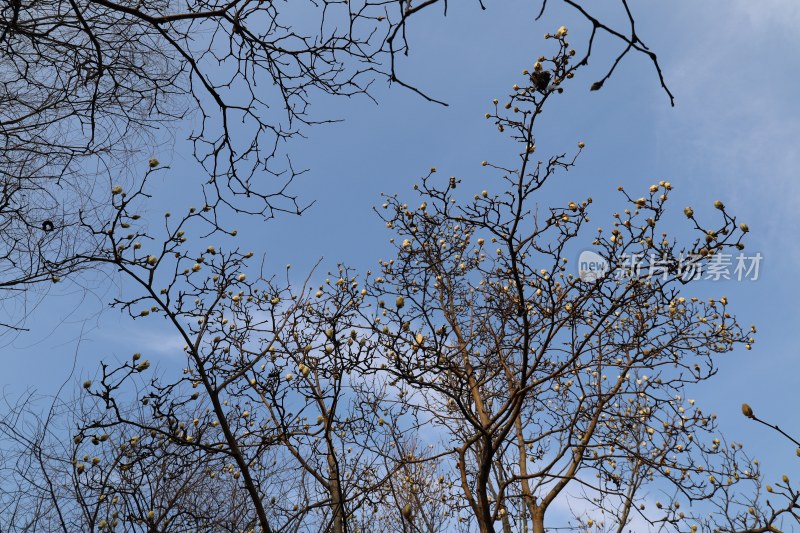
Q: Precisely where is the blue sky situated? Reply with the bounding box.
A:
[3,0,798,499]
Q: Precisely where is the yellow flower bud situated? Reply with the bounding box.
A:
[401,503,412,519]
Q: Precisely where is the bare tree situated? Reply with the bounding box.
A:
[0,0,679,321]
[0,391,262,532]
[1,0,674,196]
[354,30,763,532]
[3,11,784,533]
[698,404,800,533]
[18,176,412,532]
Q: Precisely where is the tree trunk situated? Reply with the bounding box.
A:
[532,506,546,533]
[477,519,496,533]
[475,482,496,533]
[327,452,345,533]
[500,512,513,533]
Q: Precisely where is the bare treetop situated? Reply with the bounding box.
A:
[1,0,673,215]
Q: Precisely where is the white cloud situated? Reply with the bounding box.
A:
[656,1,800,258]
[98,325,184,359]
[728,0,800,28]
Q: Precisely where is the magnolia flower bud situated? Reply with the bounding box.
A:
[684,207,694,218]
[741,403,754,418]
[401,503,413,519]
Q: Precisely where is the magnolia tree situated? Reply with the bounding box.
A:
[11,166,448,531]
[710,405,800,533]
[0,0,675,338]
[2,24,796,533]
[0,0,675,223]
[0,393,260,532]
[349,32,775,533]
[0,0,673,192]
